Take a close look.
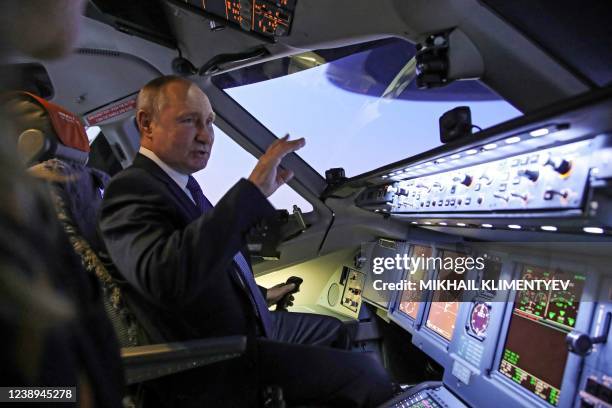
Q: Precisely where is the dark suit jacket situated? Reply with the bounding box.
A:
[98,153,277,343]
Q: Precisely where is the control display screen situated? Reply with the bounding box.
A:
[499,265,585,406]
[425,250,467,341]
[398,245,433,319]
[182,0,296,37]
[363,239,407,310]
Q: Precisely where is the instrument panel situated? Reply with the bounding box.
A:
[366,238,611,408]
[181,0,296,37]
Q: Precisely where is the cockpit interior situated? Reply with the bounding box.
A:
[4,0,612,407]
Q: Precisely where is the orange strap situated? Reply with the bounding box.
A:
[24,92,90,153]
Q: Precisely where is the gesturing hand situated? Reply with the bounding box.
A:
[248,134,305,197]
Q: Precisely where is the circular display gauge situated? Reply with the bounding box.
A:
[469,302,491,338]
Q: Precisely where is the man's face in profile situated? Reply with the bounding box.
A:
[147,81,216,174]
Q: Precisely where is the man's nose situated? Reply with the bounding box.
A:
[196,125,213,144]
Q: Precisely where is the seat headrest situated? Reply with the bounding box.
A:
[3,92,89,165]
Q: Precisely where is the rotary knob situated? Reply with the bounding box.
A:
[518,169,539,182]
[546,157,572,176]
[453,174,473,187]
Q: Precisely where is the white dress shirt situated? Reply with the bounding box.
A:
[139,146,196,204]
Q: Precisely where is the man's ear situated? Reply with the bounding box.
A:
[136,110,152,136]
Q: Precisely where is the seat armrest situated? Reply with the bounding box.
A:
[121,335,247,384]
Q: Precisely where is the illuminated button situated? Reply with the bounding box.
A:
[464,198,471,205]
[474,183,481,191]
[498,183,507,192]
[425,201,431,207]
[444,200,450,206]
[438,200,443,206]
[450,185,456,194]
[449,199,456,206]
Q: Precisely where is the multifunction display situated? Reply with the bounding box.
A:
[398,245,433,319]
[499,265,585,406]
[425,250,467,341]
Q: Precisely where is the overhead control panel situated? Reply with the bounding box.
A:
[180,0,296,37]
[358,140,591,215]
[347,88,612,235]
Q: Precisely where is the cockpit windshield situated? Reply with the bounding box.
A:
[213,38,521,177]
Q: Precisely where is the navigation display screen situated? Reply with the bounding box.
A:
[499,265,585,406]
[182,0,296,37]
[398,245,433,319]
[425,250,467,341]
[363,239,407,310]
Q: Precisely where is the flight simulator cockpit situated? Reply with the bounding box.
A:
[10,0,611,407]
[205,25,612,407]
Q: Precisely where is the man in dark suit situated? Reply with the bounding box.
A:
[99,75,394,406]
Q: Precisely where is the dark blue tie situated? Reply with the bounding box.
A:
[186,175,273,337]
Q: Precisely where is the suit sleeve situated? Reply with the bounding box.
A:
[98,172,276,309]
[258,285,268,300]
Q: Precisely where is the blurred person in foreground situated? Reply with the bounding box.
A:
[0,1,124,406]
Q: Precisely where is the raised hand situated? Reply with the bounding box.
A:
[248,134,305,197]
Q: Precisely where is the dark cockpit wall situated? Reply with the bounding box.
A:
[8,0,611,407]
